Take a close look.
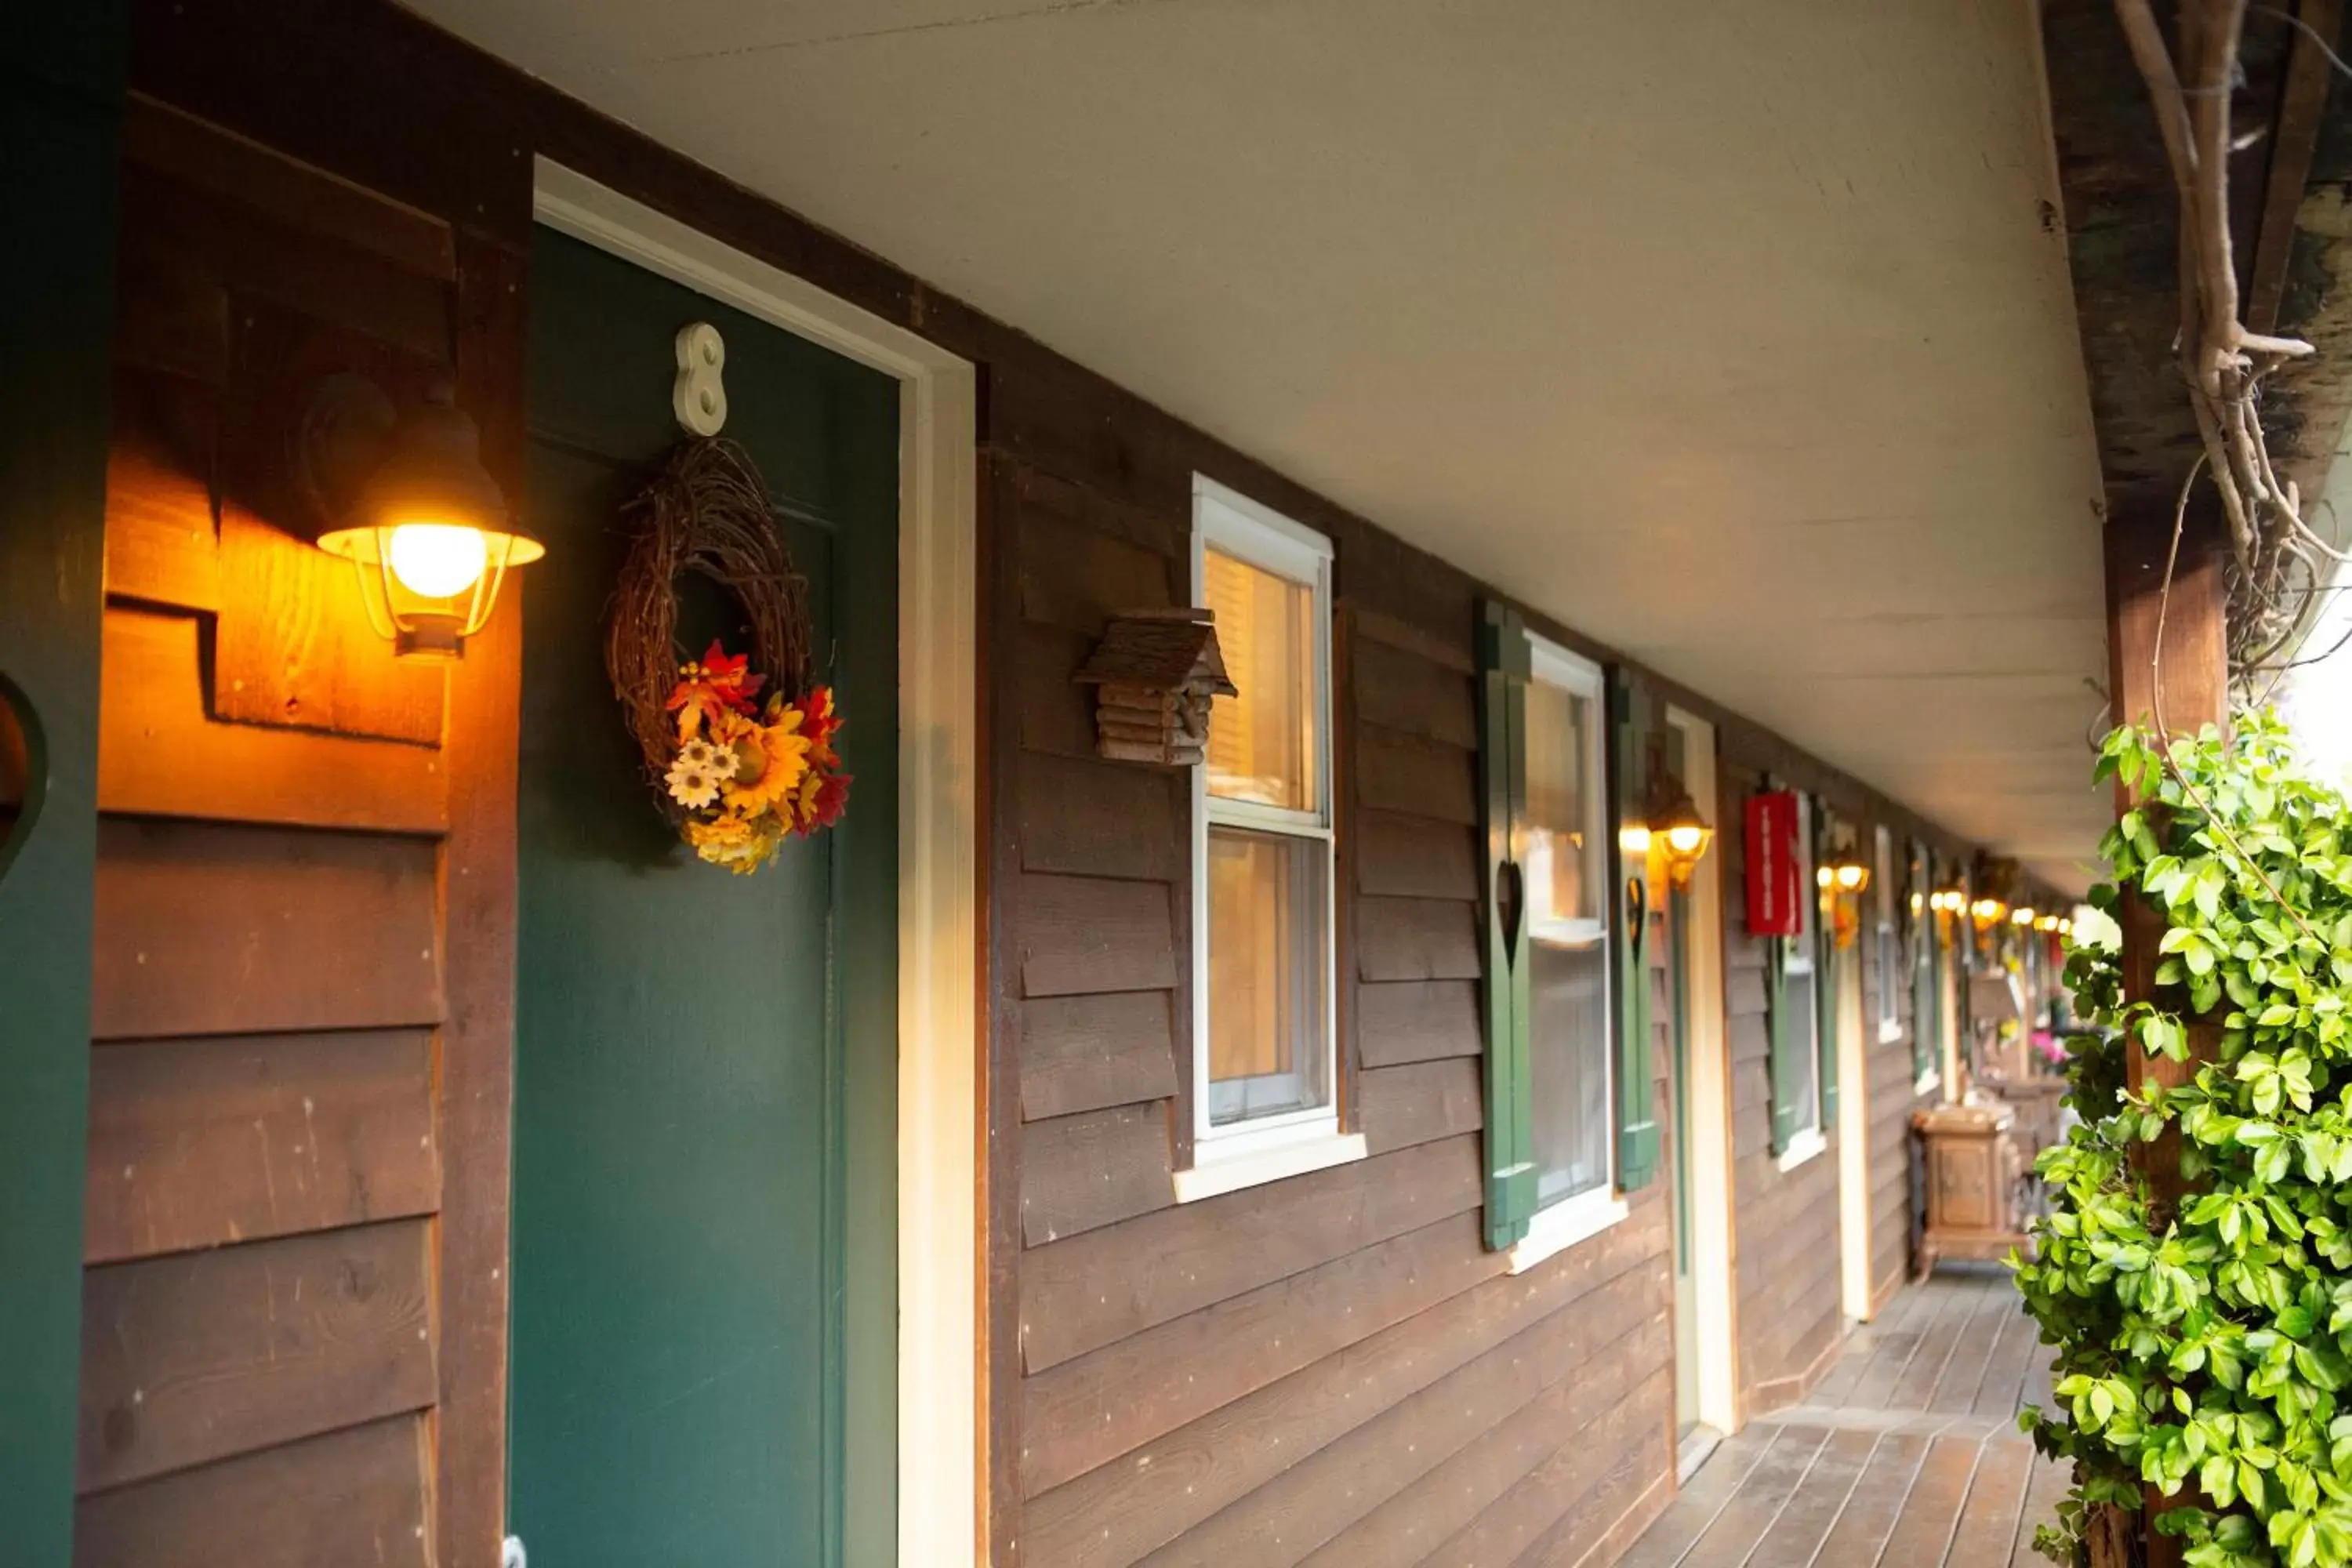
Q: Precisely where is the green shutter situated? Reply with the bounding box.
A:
[1814,808,1838,1128]
[1611,671,1659,1192]
[1478,604,1535,1250]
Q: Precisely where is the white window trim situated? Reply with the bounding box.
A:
[1184,475,1343,1192]
[1506,1184,1629,1274]
[1776,1125,1829,1172]
[1522,633,1617,1214]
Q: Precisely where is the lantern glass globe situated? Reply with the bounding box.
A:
[386,522,491,597]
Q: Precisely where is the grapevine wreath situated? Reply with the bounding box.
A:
[605,438,849,873]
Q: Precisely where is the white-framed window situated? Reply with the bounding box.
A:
[1515,635,1625,1256]
[1873,825,1901,1044]
[1176,476,1361,1202]
[1776,793,1826,1168]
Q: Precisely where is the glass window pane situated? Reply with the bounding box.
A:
[1206,826,1328,1124]
[1784,967,1820,1127]
[1530,935,1611,1205]
[1523,677,1596,929]
[1204,547,1316,811]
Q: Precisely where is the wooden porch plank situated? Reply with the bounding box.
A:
[2009,1453,2074,1566]
[1838,1270,1945,1410]
[1871,1433,1980,1565]
[1928,1276,2014,1414]
[1969,1285,2043,1419]
[1944,1439,2035,1566]
[1675,1425,1833,1564]
[1744,1427,1879,1568]
[1609,1423,1788,1568]
[1809,1430,1933,1568]
[1807,1279,1932,1408]
[1886,1276,1985,1411]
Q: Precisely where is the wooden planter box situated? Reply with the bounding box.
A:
[1911,1101,2029,1272]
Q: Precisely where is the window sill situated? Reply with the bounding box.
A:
[1913,1069,1942,1099]
[1774,1127,1828,1173]
[1506,1187,1629,1274]
[1878,1021,1906,1047]
[1173,1129,1367,1203]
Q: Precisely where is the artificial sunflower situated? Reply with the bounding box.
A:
[721,699,813,816]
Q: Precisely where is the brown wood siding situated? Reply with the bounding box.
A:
[73,98,514,1568]
[994,432,1679,1564]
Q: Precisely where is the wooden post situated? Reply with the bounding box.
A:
[2103,502,2229,1568]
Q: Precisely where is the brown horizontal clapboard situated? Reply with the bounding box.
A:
[72,1410,430,1568]
[1274,1310,1671,1568]
[1019,1213,1497,1498]
[1356,979,1482,1068]
[1021,1207,1661,1567]
[1353,809,1478,901]
[1018,750,1183,882]
[78,1219,437,1493]
[1021,1102,1174,1247]
[90,817,442,1040]
[1018,622,1109,759]
[1019,1134,1480,1374]
[83,1028,438,1264]
[1018,873,1179,998]
[1350,634,1476,750]
[99,610,448,833]
[1345,603,1474,676]
[1356,895,1481,983]
[1019,990,1181,1122]
[1356,724,1477,825]
[1018,505,1178,634]
[102,368,222,612]
[1450,1365,1674,1568]
[1358,1057,1483,1153]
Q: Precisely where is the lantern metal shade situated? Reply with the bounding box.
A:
[314,390,541,661]
[1642,770,1714,890]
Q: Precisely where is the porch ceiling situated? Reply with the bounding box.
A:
[408,0,2111,891]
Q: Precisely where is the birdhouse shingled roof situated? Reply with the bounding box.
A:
[1073,609,1237,695]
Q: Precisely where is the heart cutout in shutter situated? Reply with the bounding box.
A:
[0,675,42,886]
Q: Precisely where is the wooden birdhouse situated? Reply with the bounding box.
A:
[1073,608,1238,766]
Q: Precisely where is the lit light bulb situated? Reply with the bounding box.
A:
[386,523,489,598]
[1836,864,1866,891]
[2013,907,2037,926]
[1816,866,1834,888]
[1666,825,1704,855]
[1619,826,1653,856]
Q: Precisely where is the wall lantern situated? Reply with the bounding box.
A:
[2011,906,2038,927]
[1642,768,1714,890]
[307,379,543,661]
[1969,896,2009,932]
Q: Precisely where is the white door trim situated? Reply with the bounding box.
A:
[532,161,980,1568]
[1665,706,1738,1435]
[1836,940,1873,1321]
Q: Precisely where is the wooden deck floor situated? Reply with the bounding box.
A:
[1618,1265,2067,1568]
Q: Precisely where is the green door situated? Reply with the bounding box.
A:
[510,228,898,1566]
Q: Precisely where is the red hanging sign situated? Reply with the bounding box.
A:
[1746,789,1802,937]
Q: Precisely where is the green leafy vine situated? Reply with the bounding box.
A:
[2018,715,2352,1567]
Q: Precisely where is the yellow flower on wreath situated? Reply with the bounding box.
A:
[720,699,813,818]
[684,813,779,875]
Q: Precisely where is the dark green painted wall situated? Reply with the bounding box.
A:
[0,9,123,1566]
